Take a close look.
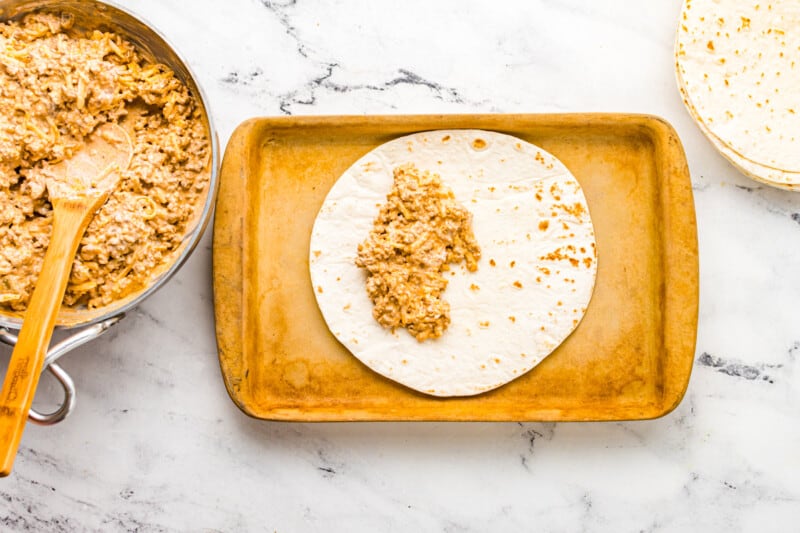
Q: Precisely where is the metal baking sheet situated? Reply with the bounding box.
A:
[213,114,698,421]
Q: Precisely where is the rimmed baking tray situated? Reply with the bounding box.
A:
[213,114,698,422]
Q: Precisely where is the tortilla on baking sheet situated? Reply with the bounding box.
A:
[309,130,597,397]
[676,0,800,188]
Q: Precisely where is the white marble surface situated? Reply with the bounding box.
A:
[2,0,800,531]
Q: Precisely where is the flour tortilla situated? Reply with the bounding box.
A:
[676,0,800,187]
[309,130,597,396]
[677,65,800,190]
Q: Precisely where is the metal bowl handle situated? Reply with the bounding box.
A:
[28,363,74,426]
[0,315,123,424]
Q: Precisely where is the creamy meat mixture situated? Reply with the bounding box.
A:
[0,13,209,311]
[355,164,480,341]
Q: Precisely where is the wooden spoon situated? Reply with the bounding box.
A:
[0,122,132,476]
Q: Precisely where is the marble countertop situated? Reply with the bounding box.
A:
[2,0,800,530]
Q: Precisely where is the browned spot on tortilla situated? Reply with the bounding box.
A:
[513,281,523,289]
[489,259,496,266]
[313,250,321,257]
[472,138,487,150]
[556,202,586,219]
[539,220,549,231]
[508,316,516,323]
[442,135,451,142]
[317,286,323,293]
[541,247,580,267]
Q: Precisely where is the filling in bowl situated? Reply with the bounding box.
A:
[0,12,210,312]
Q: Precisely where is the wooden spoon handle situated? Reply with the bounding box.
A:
[0,198,99,476]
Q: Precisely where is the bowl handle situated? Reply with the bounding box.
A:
[27,363,74,426]
[0,315,123,425]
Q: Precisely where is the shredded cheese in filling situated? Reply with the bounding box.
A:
[0,13,209,311]
[355,164,480,342]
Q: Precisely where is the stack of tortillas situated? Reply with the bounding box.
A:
[676,0,800,190]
